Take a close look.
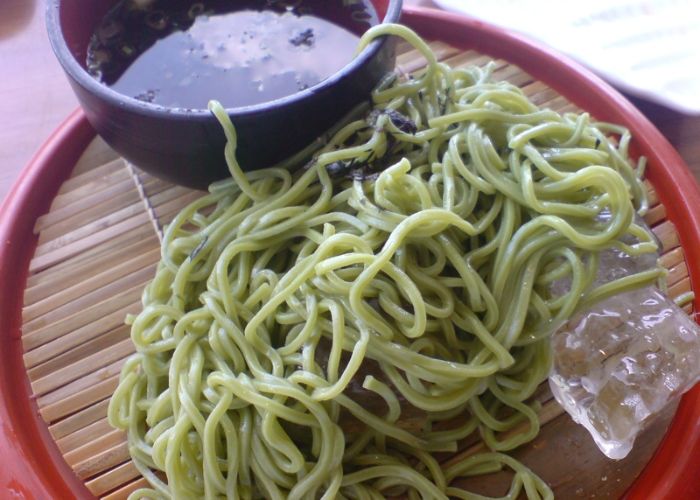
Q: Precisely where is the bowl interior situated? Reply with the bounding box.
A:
[55,0,396,93]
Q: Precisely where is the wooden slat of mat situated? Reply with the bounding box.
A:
[70,137,120,177]
[454,51,502,68]
[30,176,189,274]
[50,398,111,440]
[23,263,156,333]
[57,158,128,195]
[654,220,681,253]
[32,185,196,260]
[29,216,154,273]
[44,170,170,228]
[492,62,534,87]
[645,203,667,227]
[66,429,129,479]
[32,338,135,397]
[51,166,131,210]
[24,302,140,369]
[23,283,144,350]
[28,190,199,274]
[86,461,141,497]
[37,176,167,244]
[102,478,151,500]
[25,233,160,299]
[442,52,507,74]
[396,39,456,57]
[20,40,696,500]
[39,373,121,423]
[646,182,659,206]
[396,40,461,68]
[522,81,559,105]
[37,177,140,239]
[75,442,131,482]
[28,324,130,381]
[57,417,115,454]
[23,247,160,323]
[666,260,689,288]
[669,277,692,298]
[65,429,126,468]
[37,355,126,408]
[659,247,684,271]
[37,183,189,252]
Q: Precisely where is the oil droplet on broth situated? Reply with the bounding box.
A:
[87,0,378,109]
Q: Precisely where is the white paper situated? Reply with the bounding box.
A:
[433,0,700,115]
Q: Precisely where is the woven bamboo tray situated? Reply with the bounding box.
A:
[20,40,695,499]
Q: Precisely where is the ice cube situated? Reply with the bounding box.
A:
[549,213,660,297]
[549,286,700,459]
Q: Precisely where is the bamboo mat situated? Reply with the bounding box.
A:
[21,41,694,499]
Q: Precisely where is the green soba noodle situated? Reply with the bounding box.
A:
[108,24,661,499]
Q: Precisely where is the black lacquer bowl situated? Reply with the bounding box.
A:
[46,0,402,189]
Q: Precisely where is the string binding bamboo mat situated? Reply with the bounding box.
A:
[21,40,695,499]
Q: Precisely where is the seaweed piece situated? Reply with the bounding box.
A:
[289,28,315,47]
[190,236,208,260]
[326,151,383,181]
[367,109,417,135]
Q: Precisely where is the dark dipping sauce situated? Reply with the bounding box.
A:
[87,0,378,109]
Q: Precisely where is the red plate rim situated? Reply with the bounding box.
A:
[1,7,699,499]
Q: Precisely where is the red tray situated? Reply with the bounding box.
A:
[1,7,699,499]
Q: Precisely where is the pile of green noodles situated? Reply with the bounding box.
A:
[108,24,663,499]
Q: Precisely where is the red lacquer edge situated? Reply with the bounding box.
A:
[0,109,96,500]
[0,7,698,499]
[403,8,700,500]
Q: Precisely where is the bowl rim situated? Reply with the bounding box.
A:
[45,0,403,120]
